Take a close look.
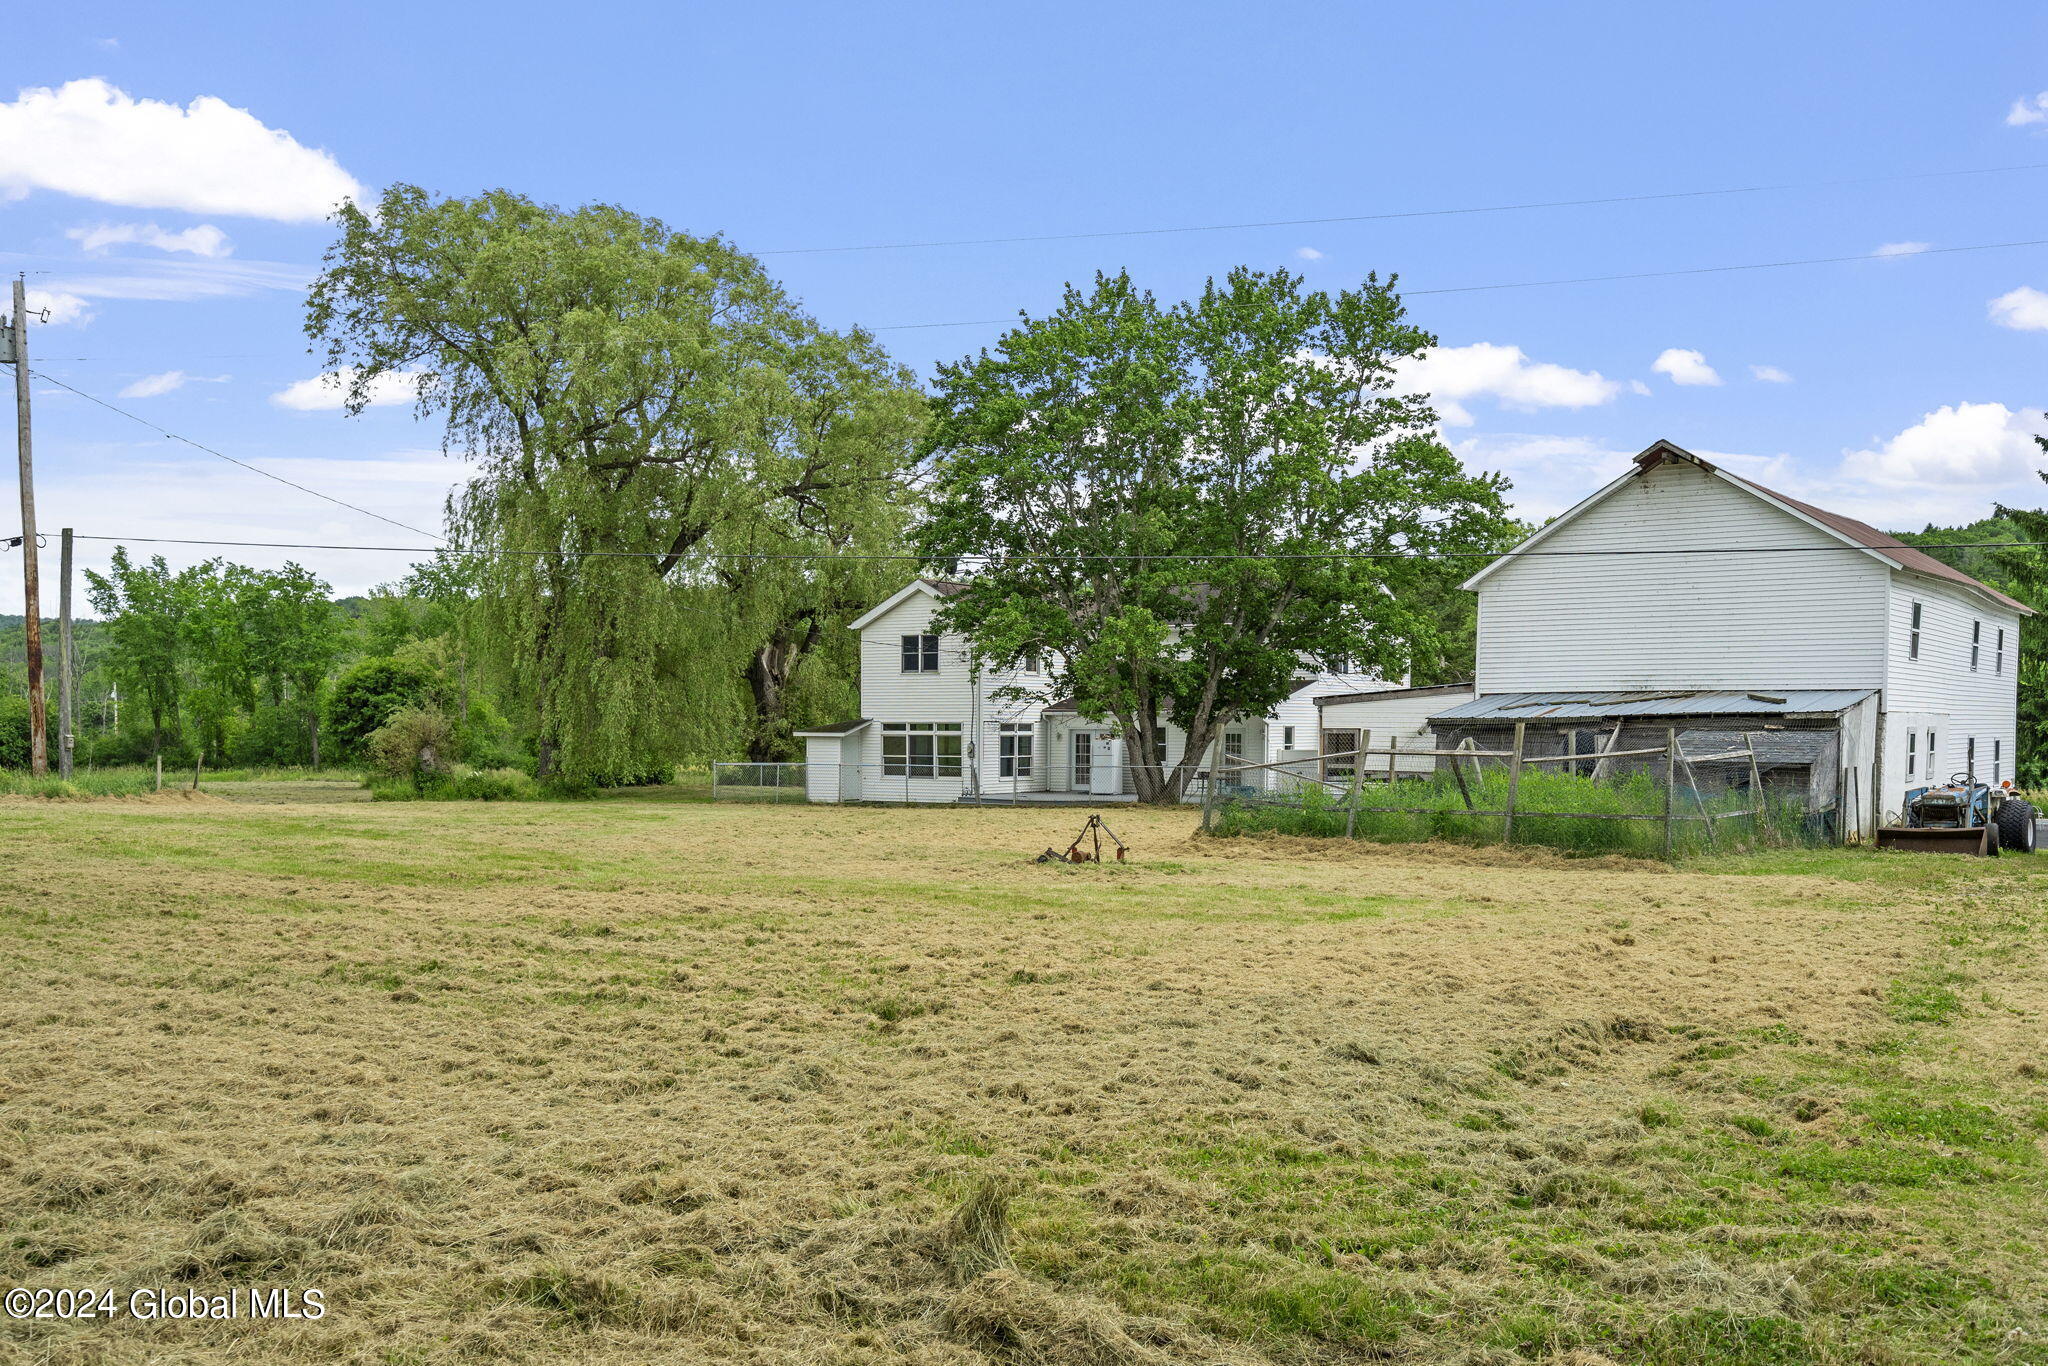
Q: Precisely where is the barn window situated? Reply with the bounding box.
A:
[882,722,962,777]
[1321,728,1360,781]
[1967,736,1977,775]
[1927,729,1937,776]
[997,723,1034,779]
[900,634,940,673]
[1995,739,2003,783]
[1908,602,1922,659]
[1906,730,1916,778]
[1971,621,1981,671]
[1997,628,2006,674]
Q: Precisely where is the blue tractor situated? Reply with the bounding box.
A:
[1877,775,2038,857]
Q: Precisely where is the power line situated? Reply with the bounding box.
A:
[864,236,2048,330]
[27,369,444,542]
[35,531,2048,564]
[756,161,2048,256]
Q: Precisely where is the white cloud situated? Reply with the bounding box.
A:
[1628,379,1651,396]
[1396,342,1624,428]
[2007,92,2048,127]
[67,221,231,257]
[1750,364,1793,383]
[1840,402,2048,488]
[1650,347,1722,387]
[116,370,228,399]
[1871,241,1930,259]
[1988,285,2048,331]
[0,78,363,221]
[273,367,422,412]
[24,288,93,326]
[1294,246,1323,261]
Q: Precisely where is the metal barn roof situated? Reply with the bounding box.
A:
[1430,688,1874,722]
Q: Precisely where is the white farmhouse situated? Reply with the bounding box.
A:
[797,578,1387,803]
[1318,440,2030,833]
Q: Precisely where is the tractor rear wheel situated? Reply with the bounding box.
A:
[1995,799,2038,854]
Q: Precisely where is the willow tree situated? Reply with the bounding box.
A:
[306,186,923,781]
[917,268,1514,803]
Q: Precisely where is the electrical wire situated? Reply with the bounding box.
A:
[756,161,2048,256]
[28,531,2048,564]
[28,369,444,542]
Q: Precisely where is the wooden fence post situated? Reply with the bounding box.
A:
[1503,722,1525,844]
[1344,729,1370,839]
[1662,727,1678,860]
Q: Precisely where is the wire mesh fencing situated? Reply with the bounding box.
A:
[709,762,809,803]
[1203,722,1840,859]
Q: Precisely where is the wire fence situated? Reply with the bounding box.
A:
[1202,721,1842,859]
[709,762,809,803]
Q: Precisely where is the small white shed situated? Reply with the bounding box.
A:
[1314,683,1476,778]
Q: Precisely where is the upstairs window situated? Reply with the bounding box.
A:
[1908,602,1922,659]
[882,721,961,777]
[1997,628,2006,674]
[1022,647,1042,674]
[1971,621,1981,672]
[900,633,940,673]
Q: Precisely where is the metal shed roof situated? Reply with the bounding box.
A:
[1430,688,1874,722]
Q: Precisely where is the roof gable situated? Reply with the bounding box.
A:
[1464,440,2032,615]
[847,578,971,632]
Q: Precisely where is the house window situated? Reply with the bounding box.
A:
[1971,621,1981,672]
[1906,730,1916,778]
[1022,647,1042,674]
[1223,732,1244,763]
[1997,628,2006,674]
[882,722,962,777]
[1324,655,1355,674]
[900,634,940,673]
[998,723,1034,779]
[1908,602,1922,659]
[1282,725,1295,749]
[1152,726,1168,768]
[1321,728,1360,781]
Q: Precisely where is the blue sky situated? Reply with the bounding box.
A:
[6,1,2048,603]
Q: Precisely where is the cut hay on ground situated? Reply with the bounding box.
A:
[1,798,2044,1364]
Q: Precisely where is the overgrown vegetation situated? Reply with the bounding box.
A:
[1212,767,1820,858]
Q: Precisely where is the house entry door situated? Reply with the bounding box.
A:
[1070,732,1092,792]
[1088,733,1123,795]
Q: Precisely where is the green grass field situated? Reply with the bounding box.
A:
[2,790,2045,1364]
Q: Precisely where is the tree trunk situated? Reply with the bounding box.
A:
[535,735,555,781]
[743,616,818,762]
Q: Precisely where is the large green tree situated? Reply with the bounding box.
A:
[306,186,923,782]
[83,549,192,761]
[916,268,1514,802]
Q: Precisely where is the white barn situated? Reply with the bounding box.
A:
[798,578,1388,803]
[1395,439,2030,832]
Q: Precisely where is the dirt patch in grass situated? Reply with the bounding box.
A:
[1,799,2044,1363]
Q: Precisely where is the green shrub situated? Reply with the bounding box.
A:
[0,695,28,769]
[231,700,323,767]
[325,658,439,759]
[366,707,457,787]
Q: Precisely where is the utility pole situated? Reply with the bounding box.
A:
[58,527,74,780]
[7,276,46,775]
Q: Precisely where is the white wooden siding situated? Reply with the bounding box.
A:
[1317,687,1476,775]
[1474,462,1891,693]
[1878,573,2022,813]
